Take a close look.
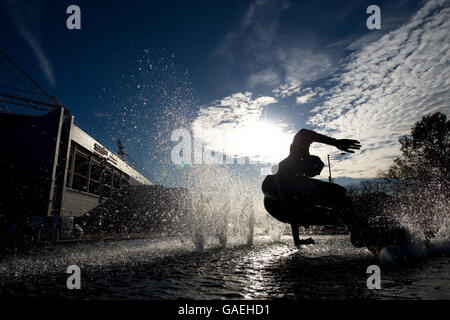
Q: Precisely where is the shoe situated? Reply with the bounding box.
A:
[297,237,315,245]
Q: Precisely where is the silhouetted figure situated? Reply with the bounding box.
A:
[262,129,363,247]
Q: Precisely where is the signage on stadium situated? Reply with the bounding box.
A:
[94,143,108,157]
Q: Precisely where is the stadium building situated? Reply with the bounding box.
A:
[0,51,189,241]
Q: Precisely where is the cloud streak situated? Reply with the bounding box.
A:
[4,0,56,86]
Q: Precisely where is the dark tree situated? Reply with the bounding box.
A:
[385,112,449,184]
[379,112,449,239]
[116,139,126,160]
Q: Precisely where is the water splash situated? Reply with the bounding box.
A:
[216,200,230,248]
[376,180,449,263]
[190,194,208,252]
[181,163,267,251]
[246,196,255,246]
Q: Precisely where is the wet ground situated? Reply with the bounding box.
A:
[0,235,449,299]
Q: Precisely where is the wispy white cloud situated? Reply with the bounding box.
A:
[216,0,334,91]
[307,0,450,178]
[4,0,55,86]
[295,88,317,104]
[278,47,333,85]
[272,80,301,98]
[248,68,280,88]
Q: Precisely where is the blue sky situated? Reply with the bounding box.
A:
[1,0,449,187]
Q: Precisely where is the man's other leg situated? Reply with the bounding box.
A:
[291,223,300,246]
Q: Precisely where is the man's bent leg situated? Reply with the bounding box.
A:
[291,223,315,246]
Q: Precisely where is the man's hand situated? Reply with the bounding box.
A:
[335,139,361,153]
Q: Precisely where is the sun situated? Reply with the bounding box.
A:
[220,120,294,164]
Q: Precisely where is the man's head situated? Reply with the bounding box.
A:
[290,129,314,156]
[304,155,324,177]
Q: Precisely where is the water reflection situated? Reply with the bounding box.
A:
[237,244,295,299]
[0,235,449,299]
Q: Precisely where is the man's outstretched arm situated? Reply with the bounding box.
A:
[293,129,361,153]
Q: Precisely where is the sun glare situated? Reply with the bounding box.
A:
[211,120,294,164]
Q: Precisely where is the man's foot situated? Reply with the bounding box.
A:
[295,237,315,247]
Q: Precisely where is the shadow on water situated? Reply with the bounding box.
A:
[261,250,443,300]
